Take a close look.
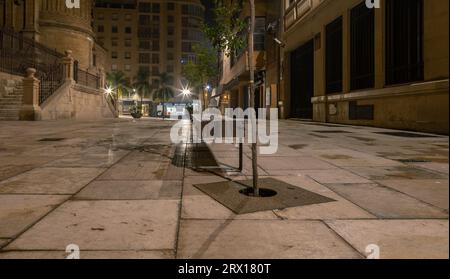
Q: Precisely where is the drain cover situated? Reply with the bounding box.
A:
[374,132,438,138]
[38,138,66,142]
[194,177,335,214]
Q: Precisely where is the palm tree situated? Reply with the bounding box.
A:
[133,68,152,112]
[106,71,130,113]
[152,73,175,119]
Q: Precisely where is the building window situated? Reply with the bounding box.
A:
[125,39,132,47]
[140,40,151,50]
[125,27,132,34]
[152,40,160,51]
[125,65,131,71]
[97,25,104,32]
[139,15,151,25]
[152,66,159,75]
[111,38,118,47]
[167,65,174,73]
[139,3,151,13]
[139,66,150,73]
[167,3,175,11]
[350,2,375,90]
[325,16,343,94]
[167,40,174,48]
[125,52,131,59]
[386,0,423,85]
[125,14,131,21]
[111,52,118,59]
[111,64,118,71]
[168,16,174,23]
[139,53,150,63]
[152,54,160,64]
[153,16,160,21]
[112,13,119,20]
[97,13,104,20]
[152,3,160,13]
[112,26,118,33]
[182,42,192,52]
[168,26,174,36]
[167,53,174,61]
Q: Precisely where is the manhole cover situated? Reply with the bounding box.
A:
[374,132,438,138]
[38,138,66,142]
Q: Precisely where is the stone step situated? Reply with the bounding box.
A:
[0,105,21,110]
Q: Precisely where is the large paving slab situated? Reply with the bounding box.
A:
[0,195,69,238]
[264,176,375,220]
[182,195,279,220]
[44,150,130,168]
[375,179,449,211]
[326,183,448,219]
[5,200,180,251]
[0,250,174,259]
[74,180,182,200]
[0,167,106,194]
[97,161,163,180]
[257,156,338,171]
[326,220,449,259]
[344,166,449,180]
[177,220,362,259]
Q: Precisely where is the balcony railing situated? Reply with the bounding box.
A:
[284,0,313,30]
[73,61,100,89]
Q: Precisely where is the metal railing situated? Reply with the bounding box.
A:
[0,28,65,105]
[73,61,100,89]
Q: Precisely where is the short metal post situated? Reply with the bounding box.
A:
[238,142,243,171]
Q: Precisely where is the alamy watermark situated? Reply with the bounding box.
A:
[170,101,279,155]
[65,0,80,9]
[365,0,380,9]
[66,244,80,259]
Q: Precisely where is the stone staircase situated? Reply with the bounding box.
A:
[0,79,23,121]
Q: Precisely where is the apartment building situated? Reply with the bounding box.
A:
[94,0,205,90]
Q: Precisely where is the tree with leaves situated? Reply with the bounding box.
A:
[205,0,260,195]
[133,68,153,110]
[152,73,175,119]
[182,43,219,108]
[106,71,131,114]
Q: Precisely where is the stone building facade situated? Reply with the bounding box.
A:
[281,0,449,134]
[0,0,103,71]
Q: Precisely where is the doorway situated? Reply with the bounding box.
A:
[290,39,314,119]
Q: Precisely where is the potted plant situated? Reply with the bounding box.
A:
[130,105,143,119]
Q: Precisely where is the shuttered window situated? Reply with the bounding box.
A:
[350,2,375,90]
[386,0,424,85]
[326,17,343,94]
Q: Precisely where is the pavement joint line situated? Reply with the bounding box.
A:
[305,174,379,218]
[371,181,449,214]
[174,127,190,259]
[0,129,142,251]
[321,220,366,259]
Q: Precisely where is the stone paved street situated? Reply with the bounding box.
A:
[0,118,448,259]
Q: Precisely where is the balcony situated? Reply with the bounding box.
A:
[284,0,313,30]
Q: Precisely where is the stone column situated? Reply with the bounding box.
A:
[19,68,42,121]
[3,0,15,29]
[21,0,39,40]
[61,50,75,82]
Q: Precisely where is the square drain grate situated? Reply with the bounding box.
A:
[374,132,438,138]
[194,177,335,214]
